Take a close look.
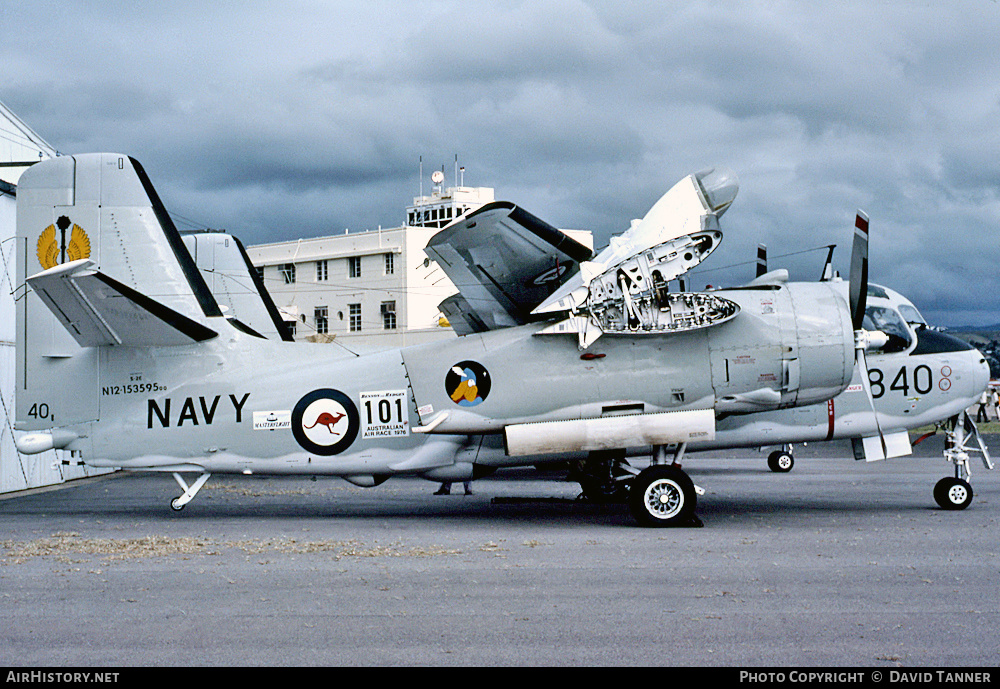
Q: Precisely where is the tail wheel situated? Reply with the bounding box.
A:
[628,465,696,527]
[934,477,973,510]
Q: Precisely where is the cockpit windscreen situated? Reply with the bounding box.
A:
[862,306,912,353]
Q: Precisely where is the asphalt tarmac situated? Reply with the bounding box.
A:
[1,434,998,669]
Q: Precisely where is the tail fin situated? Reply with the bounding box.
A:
[182,232,294,341]
[15,153,223,429]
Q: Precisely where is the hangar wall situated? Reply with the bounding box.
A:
[0,100,112,493]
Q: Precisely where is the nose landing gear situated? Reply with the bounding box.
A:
[937,412,992,511]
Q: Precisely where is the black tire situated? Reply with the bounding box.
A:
[767,450,794,473]
[934,477,973,510]
[628,465,697,527]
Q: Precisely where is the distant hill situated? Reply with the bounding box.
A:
[945,327,1000,378]
[945,324,1000,334]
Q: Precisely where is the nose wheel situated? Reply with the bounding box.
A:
[934,476,973,510]
[767,446,794,473]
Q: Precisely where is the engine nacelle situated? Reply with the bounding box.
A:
[709,281,855,414]
[403,279,855,441]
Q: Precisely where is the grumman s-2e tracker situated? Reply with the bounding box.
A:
[14,153,992,526]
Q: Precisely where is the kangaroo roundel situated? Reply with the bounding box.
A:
[292,389,360,456]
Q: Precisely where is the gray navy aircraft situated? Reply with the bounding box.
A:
[13,153,991,526]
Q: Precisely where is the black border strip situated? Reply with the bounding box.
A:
[93,272,218,342]
[128,157,224,318]
[233,236,295,341]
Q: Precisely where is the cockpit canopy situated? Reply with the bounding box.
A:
[862,304,912,353]
[863,283,973,356]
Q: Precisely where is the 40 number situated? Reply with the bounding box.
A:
[868,365,933,399]
[27,403,51,419]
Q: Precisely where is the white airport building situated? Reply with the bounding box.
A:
[246,180,496,349]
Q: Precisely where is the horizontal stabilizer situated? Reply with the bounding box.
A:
[27,259,218,347]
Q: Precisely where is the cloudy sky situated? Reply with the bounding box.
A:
[3,1,1000,326]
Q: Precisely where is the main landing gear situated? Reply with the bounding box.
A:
[628,444,703,527]
[572,444,704,527]
[936,412,992,511]
[628,464,699,527]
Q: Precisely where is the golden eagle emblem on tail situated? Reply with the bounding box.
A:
[37,215,91,270]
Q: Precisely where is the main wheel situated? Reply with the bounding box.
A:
[628,465,696,527]
[933,477,973,510]
[767,450,794,473]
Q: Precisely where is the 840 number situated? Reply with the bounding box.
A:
[868,365,933,398]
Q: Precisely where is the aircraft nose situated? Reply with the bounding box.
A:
[973,349,991,395]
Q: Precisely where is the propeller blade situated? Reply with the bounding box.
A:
[856,347,888,458]
[849,210,887,458]
[849,211,869,331]
[819,244,836,281]
[756,244,767,277]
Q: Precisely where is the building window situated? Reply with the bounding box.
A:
[316,260,328,281]
[279,263,296,284]
[384,252,395,275]
[349,303,362,332]
[381,301,397,330]
[315,306,328,335]
[348,256,362,278]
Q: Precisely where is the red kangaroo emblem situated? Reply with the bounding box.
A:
[304,411,347,435]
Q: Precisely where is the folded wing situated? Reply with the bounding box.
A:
[425,202,593,335]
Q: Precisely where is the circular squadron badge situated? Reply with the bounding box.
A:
[445,361,491,407]
[291,389,360,456]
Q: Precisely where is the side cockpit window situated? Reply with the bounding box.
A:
[898,303,927,327]
[862,305,913,353]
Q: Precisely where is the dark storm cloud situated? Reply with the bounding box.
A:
[3,0,1000,325]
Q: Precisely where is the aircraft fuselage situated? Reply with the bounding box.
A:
[52,279,860,477]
